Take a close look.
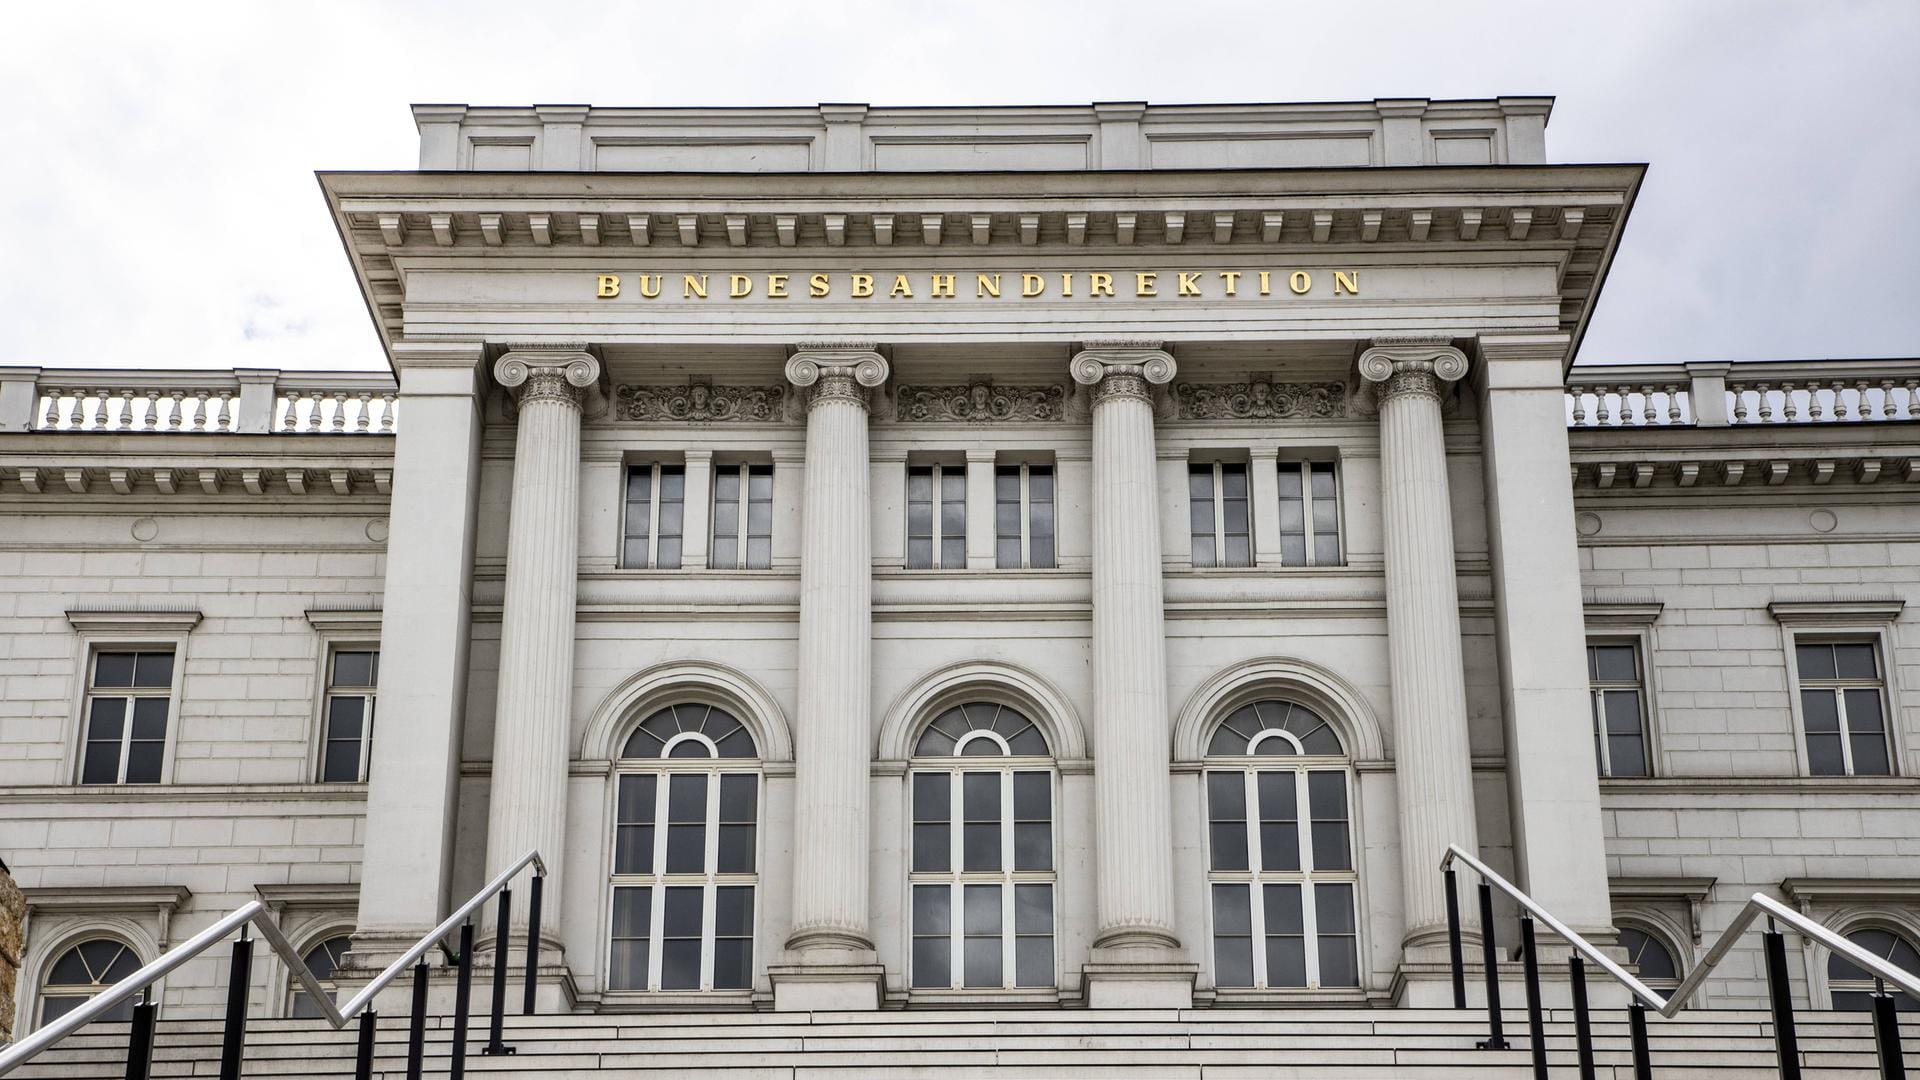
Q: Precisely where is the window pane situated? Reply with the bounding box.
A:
[331,651,376,687]
[1208,772,1249,872]
[125,736,164,784]
[1212,884,1254,988]
[1315,883,1360,987]
[1263,884,1306,987]
[963,884,1002,987]
[130,696,168,740]
[1189,465,1217,566]
[1307,771,1351,871]
[1257,770,1300,872]
[1015,884,1054,988]
[660,887,703,989]
[712,886,754,990]
[1028,468,1056,569]
[963,772,1001,872]
[609,886,650,990]
[1845,688,1885,732]
[131,651,173,688]
[1806,732,1846,776]
[614,777,656,874]
[81,736,121,785]
[665,774,708,874]
[1850,729,1891,776]
[322,737,362,784]
[1834,643,1878,679]
[914,771,951,819]
[1608,733,1649,778]
[710,469,740,567]
[1221,463,1250,567]
[912,885,951,988]
[1310,463,1340,565]
[93,652,136,688]
[1592,645,1638,682]
[718,774,757,873]
[1801,689,1841,731]
[1277,463,1306,565]
[1796,643,1836,681]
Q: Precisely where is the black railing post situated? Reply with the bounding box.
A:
[1628,999,1654,1080]
[1569,955,1597,1080]
[404,959,429,1080]
[219,929,252,1080]
[1872,981,1906,1080]
[354,1009,378,1080]
[1763,923,1803,1080]
[1519,916,1547,1080]
[450,920,475,1080]
[1476,880,1510,1049]
[483,887,516,1056]
[125,989,157,1080]
[1445,867,1467,1009]
[522,872,544,1016]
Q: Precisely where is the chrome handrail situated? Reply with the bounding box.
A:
[0,850,544,1077]
[1442,843,1920,1017]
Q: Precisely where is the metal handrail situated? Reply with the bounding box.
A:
[1442,843,1920,1017]
[0,850,544,1077]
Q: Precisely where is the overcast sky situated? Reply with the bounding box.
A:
[2,1,1913,373]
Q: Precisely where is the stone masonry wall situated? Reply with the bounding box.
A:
[1,860,23,1043]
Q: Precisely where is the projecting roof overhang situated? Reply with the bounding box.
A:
[319,163,1644,373]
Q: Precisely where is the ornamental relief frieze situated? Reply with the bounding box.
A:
[1172,377,1350,420]
[892,380,1068,423]
[613,382,787,422]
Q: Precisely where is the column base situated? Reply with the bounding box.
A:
[338,931,576,1014]
[769,962,886,1011]
[1083,943,1197,1009]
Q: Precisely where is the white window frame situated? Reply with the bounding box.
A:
[1276,459,1344,568]
[1587,638,1652,778]
[318,646,379,784]
[908,732,1058,993]
[708,462,773,570]
[622,461,687,570]
[994,462,1056,570]
[605,732,762,995]
[1189,459,1253,569]
[66,622,194,787]
[1772,602,1907,780]
[905,462,967,570]
[1613,918,1685,991]
[1782,629,1901,778]
[1201,716,1361,994]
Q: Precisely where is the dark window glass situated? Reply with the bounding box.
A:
[1620,926,1678,985]
[994,466,1022,568]
[940,468,966,568]
[712,886,754,990]
[1212,884,1254,987]
[1014,884,1054,988]
[655,467,685,569]
[1315,883,1360,986]
[710,468,740,568]
[963,772,1002,872]
[906,465,934,569]
[1189,465,1217,567]
[81,697,125,785]
[614,774,656,874]
[1309,463,1341,565]
[1796,643,1836,681]
[962,883,1002,987]
[660,886,703,989]
[1207,772,1249,872]
[1013,771,1051,871]
[1263,883,1306,987]
[1829,928,1920,1011]
[913,772,951,873]
[609,887,650,990]
[911,885,951,989]
[1257,770,1300,872]
[1219,462,1251,567]
[1603,691,1649,777]
[1277,462,1306,565]
[718,774,757,873]
[665,774,708,874]
[1027,466,1055,569]
[1307,771,1351,871]
[745,465,773,569]
[291,937,351,1018]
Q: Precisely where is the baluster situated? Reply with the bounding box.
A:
[356,392,374,432]
[1569,390,1587,426]
[1837,381,1857,421]
[40,388,60,429]
[117,389,136,430]
[1782,382,1801,422]
[141,391,160,431]
[193,390,212,431]
[1756,383,1774,422]
[168,390,187,431]
[299,391,318,432]
[1904,380,1919,420]
[1731,384,1750,423]
[278,392,297,432]
[1640,384,1658,425]
[73,389,96,430]
[1808,382,1827,421]
[331,391,350,433]
[1596,390,1614,426]
[1665,384,1684,424]
[216,390,234,432]
[380,393,398,432]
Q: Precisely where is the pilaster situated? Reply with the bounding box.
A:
[964,448,998,569]
[0,367,43,433]
[1070,340,1196,1008]
[1476,332,1614,939]
[681,449,713,568]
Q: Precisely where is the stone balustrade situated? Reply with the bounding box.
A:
[1566,360,1920,429]
[0,367,398,435]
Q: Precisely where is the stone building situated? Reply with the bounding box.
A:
[1,97,1916,1054]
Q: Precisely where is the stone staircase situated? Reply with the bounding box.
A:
[8,1007,1915,1079]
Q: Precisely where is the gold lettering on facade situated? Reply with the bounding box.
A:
[852,273,875,298]
[930,273,956,298]
[767,274,789,298]
[809,273,831,297]
[1259,271,1272,296]
[1061,273,1073,297]
[1089,273,1115,297]
[595,269,1362,301]
[637,274,662,298]
[889,274,913,298]
[977,273,1001,298]
[1289,271,1312,295]
[1135,271,1157,297]
[1022,273,1044,297]
[684,274,709,299]
[1177,272,1203,297]
[1220,270,1241,296]
[1333,270,1359,295]
[729,274,753,298]
[596,274,621,298]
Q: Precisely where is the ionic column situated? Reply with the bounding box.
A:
[773,343,889,1011]
[1357,337,1481,955]
[1070,343,1194,1008]
[483,348,601,936]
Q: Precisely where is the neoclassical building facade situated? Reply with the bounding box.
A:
[1,98,1917,1031]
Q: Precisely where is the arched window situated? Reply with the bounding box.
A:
[290,935,352,1018]
[608,703,760,992]
[1204,699,1359,990]
[1617,924,1681,991]
[909,702,1055,990]
[40,938,140,1024]
[1829,926,1920,1012]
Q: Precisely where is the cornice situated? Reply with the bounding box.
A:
[24,885,192,914]
[66,607,202,634]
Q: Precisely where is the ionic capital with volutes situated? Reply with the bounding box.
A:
[1357,336,1469,403]
[1069,340,1177,406]
[493,346,602,411]
[785,341,890,411]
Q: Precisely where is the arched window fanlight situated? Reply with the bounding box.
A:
[1617,925,1680,989]
[40,939,141,1024]
[620,703,757,759]
[1207,699,1343,757]
[913,702,1049,757]
[290,935,352,1018]
[1830,926,1920,1012]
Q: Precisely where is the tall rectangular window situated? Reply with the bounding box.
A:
[710,463,773,570]
[1190,462,1251,568]
[623,463,685,569]
[995,464,1056,570]
[906,464,966,570]
[1587,642,1651,778]
[320,649,379,783]
[80,650,173,785]
[1277,461,1343,567]
[1796,641,1891,776]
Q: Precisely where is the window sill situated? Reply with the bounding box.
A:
[902,989,1063,1006]
[1599,776,1920,795]
[596,990,758,1010]
[1206,986,1371,1005]
[2,783,370,803]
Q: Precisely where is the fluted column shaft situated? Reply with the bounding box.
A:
[785,347,889,955]
[484,350,600,930]
[1359,339,1481,951]
[1072,346,1181,952]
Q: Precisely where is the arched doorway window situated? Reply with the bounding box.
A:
[40,938,140,1024]
[608,703,760,992]
[290,934,352,1018]
[909,702,1055,990]
[1617,924,1681,991]
[1204,699,1359,990]
[1829,926,1920,1011]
